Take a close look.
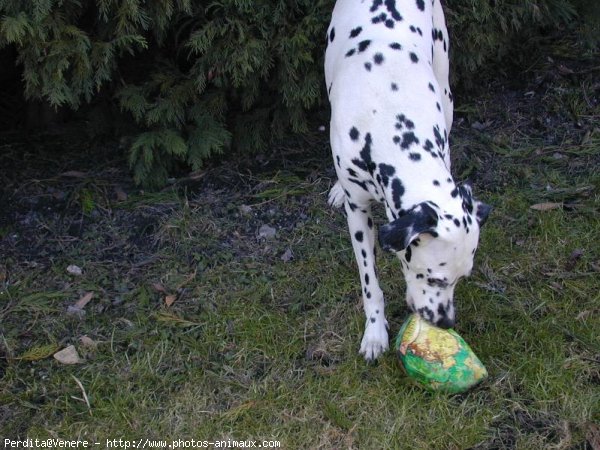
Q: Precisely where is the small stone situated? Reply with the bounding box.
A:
[66,305,86,318]
[281,248,294,262]
[67,265,83,276]
[258,224,277,240]
[53,345,84,365]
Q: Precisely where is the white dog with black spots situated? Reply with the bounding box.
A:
[325,0,492,361]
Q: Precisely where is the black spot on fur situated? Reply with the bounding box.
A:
[350,26,363,38]
[378,163,396,187]
[355,231,364,242]
[384,0,403,21]
[416,0,425,11]
[345,48,356,57]
[373,53,384,64]
[395,114,415,130]
[418,306,434,322]
[370,0,383,12]
[348,178,368,191]
[358,40,372,52]
[349,127,360,141]
[389,42,402,50]
[391,178,404,210]
[329,27,335,42]
[433,124,445,151]
[391,83,398,91]
[428,277,449,289]
[372,12,387,24]
[400,132,420,149]
[422,139,434,155]
[409,52,419,63]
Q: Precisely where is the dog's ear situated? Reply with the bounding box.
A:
[475,201,492,227]
[378,202,439,252]
[458,181,473,199]
[459,181,491,227]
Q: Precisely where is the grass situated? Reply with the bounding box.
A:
[1,52,599,449]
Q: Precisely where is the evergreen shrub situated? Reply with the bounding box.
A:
[0,0,596,187]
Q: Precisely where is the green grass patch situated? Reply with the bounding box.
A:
[1,55,599,448]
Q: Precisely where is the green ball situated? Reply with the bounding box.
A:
[395,314,487,394]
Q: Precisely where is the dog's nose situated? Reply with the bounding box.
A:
[436,316,455,329]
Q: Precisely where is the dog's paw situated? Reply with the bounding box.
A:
[328,180,345,208]
[359,320,389,362]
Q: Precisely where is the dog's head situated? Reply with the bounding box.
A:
[378,184,491,328]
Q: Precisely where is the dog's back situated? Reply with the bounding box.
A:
[325,0,452,133]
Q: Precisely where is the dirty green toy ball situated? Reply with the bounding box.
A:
[395,314,488,394]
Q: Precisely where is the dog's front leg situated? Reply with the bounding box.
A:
[344,199,389,361]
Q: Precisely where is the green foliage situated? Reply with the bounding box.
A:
[0,0,596,187]
[444,0,595,85]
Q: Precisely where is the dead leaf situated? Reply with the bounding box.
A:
[530,202,562,211]
[176,271,197,290]
[74,292,94,309]
[557,64,575,75]
[71,375,92,415]
[114,186,128,202]
[66,292,94,318]
[79,336,98,348]
[152,283,167,293]
[164,294,176,307]
[60,170,87,178]
[154,312,201,327]
[15,343,60,361]
[576,309,599,321]
[53,345,84,364]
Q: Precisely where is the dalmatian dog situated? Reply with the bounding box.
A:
[325,0,492,361]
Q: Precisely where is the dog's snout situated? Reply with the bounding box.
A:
[436,316,455,330]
